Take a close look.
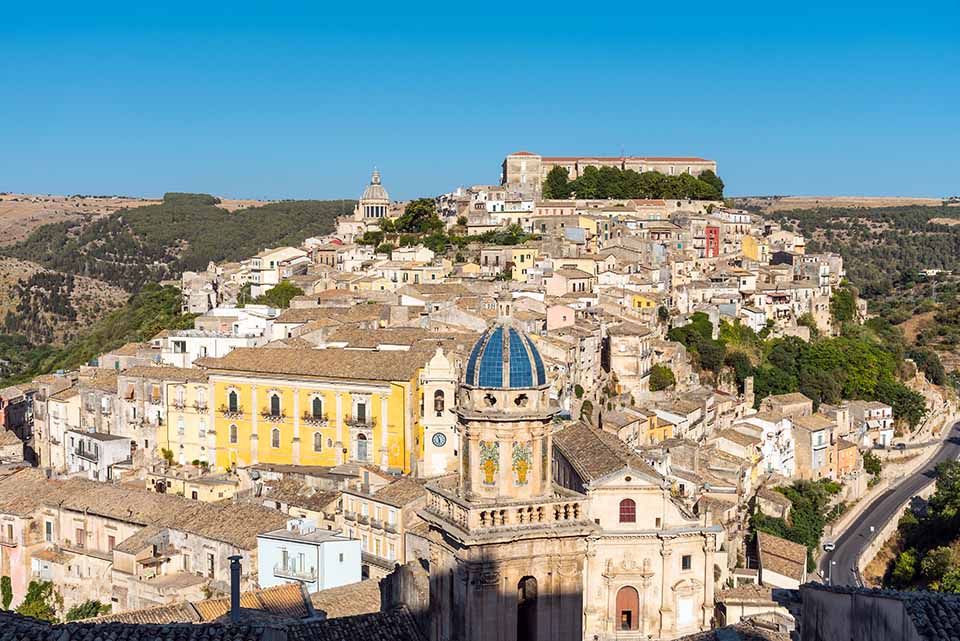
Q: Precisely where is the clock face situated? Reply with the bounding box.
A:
[431,432,447,447]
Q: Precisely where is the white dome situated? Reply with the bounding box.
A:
[361,168,390,202]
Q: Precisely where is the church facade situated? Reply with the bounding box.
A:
[420,307,726,641]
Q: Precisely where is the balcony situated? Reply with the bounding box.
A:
[219,405,244,420]
[370,518,384,530]
[193,401,208,412]
[74,448,99,463]
[301,412,329,427]
[343,511,357,522]
[0,534,18,547]
[384,521,398,534]
[357,514,370,525]
[345,416,372,429]
[273,563,317,582]
[423,485,592,535]
[260,409,287,423]
[172,399,187,410]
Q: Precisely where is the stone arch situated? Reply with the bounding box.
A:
[517,575,538,641]
[615,585,639,631]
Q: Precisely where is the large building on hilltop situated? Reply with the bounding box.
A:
[501,151,718,194]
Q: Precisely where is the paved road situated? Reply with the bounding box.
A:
[820,422,960,587]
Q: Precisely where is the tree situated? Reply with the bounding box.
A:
[396,198,443,234]
[65,600,110,621]
[921,546,953,580]
[15,580,61,622]
[580,399,594,423]
[1,575,11,610]
[831,288,857,325]
[574,384,584,399]
[649,364,676,391]
[657,306,670,323]
[456,216,468,227]
[890,549,918,587]
[698,170,725,199]
[376,243,395,256]
[160,448,174,466]
[863,450,882,476]
[253,281,304,309]
[542,166,572,199]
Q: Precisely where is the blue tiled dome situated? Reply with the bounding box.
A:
[464,324,547,388]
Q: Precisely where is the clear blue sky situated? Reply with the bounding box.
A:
[2,2,957,200]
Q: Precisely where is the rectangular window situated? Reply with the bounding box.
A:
[75,528,86,548]
[207,553,215,578]
[681,555,692,571]
[107,535,116,551]
[45,521,52,542]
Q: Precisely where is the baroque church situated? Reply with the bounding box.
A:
[419,301,726,641]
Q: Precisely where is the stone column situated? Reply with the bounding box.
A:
[702,534,715,629]
[249,385,259,465]
[335,393,344,465]
[292,388,301,465]
[380,395,389,470]
[659,542,674,638]
[207,385,216,467]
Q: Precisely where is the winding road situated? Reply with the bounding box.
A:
[820,422,960,587]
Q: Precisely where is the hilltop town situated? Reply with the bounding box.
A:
[0,152,956,641]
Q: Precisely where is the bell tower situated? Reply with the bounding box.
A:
[421,321,594,641]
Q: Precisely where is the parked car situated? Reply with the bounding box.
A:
[823,542,836,552]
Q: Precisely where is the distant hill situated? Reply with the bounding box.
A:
[2,193,355,291]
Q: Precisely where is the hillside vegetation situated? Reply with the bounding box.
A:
[0,284,197,385]
[3,193,353,291]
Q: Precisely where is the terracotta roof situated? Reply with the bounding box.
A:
[310,579,382,618]
[288,607,426,641]
[712,429,761,447]
[275,305,386,324]
[120,366,209,383]
[91,601,202,624]
[197,347,429,382]
[371,477,428,507]
[554,421,663,483]
[0,430,22,447]
[793,413,834,431]
[758,530,807,582]
[715,584,775,603]
[261,480,340,513]
[674,621,788,640]
[195,583,311,622]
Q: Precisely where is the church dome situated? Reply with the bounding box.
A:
[463,324,547,389]
[361,168,390,202]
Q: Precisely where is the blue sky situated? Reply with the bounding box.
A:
[2,2,958,200]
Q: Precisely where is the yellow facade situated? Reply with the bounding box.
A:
[510,248,534,282]
[209,374,418,474]
[161,380,210,466]
[631,294,657,310]
[645,415,674,444]
[742,236,768,262]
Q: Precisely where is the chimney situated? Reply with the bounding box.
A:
[228,555,242,623]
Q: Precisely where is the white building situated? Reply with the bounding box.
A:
[734,413,795,477]
[256,518,360,592]
[249,247,310,297]
[158,329,269,369]
[65,430,132,482]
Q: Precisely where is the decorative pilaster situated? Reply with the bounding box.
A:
[335,393,344,465]
[659,543,674,637]
[292,388,301,465]
[250,385,259,465]
[380,395,389,470]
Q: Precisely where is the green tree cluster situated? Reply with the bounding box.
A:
[395,198,444,234]
[751,479,842,571]
[541,166,724,200]
[250,281,304,309]
[649,364,676,391]
[15,580,62,622]
[65,600,110,621]
[1,575,11,610]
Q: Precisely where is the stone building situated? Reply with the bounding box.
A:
[501,151,718,195]
[421,312,595,641]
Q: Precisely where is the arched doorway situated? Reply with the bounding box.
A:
[517,576,537,641]
[616,585,639,631]
[357,434,368,461]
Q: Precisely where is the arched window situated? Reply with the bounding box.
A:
[228,390,238,413]
[271,428,280,448]
[619,499,636,523]
[313,432,322,452]
[616,586,640,631]
[312,397,323,418]
[517,576,538,641]
[434,390,445,416]
[270,394,281,417]
[229,424,238,444]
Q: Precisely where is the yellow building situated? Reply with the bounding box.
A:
[631,293,658,311]
[160,369,212,466]
[145,468,238,501]
[198,347,442,474]
[646,414,674,444]
[510,248,535,282]
[742,235,769,263]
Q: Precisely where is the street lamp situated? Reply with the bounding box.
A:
[828,560,836,584]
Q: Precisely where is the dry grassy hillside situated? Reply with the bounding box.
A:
[735,195,948,213]
[0,257,128,344]
[0,193,275,246]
